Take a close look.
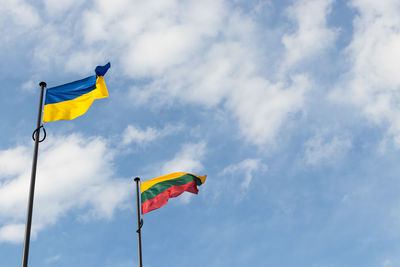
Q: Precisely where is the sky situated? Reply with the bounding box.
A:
[1,0,400,266]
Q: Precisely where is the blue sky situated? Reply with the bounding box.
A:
[1,0,400,266]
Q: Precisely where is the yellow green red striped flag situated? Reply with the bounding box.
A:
[141,172,207,215]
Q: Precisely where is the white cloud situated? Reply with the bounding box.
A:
[121,125,162,146]
[226,75,310,145]
[121,124,182,146]
[282,0,337,67]
[33,25,75,72]
[0,224,26,244]
[0,134,132,243]
[20,80,36,93]
[44,254,61,265]
[304,133,352,165]
[160,142,206,175]
[129,40,310,146]
[221,158,267,191]
[383,259,392,267]
[120,1,313,146]
[43,0,84,15]
[331,0,400,146]
[78,0,225,77]
[0,0,41,29]
[205,158,267,203]
[27,0,320,147]
[0,146,30,179]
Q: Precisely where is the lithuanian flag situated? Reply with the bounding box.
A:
[141,172,206,215]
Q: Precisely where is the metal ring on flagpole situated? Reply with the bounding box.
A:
[32,125,46,143]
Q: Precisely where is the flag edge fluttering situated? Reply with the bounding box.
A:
[42,62,110,123]
[140,172,207,215]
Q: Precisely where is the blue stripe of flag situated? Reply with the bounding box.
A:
[45,75,97,105]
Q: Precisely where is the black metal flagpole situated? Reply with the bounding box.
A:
[21,81,46,267]
[134,177,143,267]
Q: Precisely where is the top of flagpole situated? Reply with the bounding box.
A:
[39,82,47,87]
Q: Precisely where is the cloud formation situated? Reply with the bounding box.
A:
[0,0,40,29]
[159,142,206,176]
[282,0,337,67]
[332,0,400,145]
[221,158,267,192]
[121,124,182,146]
[10,0,324,147]
[0,134,132,243]
[304,133,352,165]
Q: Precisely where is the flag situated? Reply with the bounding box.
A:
[141,172,207,215]
[42,62,111,122]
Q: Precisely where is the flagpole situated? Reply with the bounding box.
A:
[21,81,46,267]
[134,177,143,267]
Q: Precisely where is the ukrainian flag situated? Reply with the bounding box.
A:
[43,62,111,122]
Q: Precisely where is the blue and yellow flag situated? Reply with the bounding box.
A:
[43,63,111,122]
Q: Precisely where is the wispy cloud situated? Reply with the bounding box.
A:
[331,0,400,146]
[20,80,36,93]
[304,133,352,165]
[213,158,268,202]
[44,254,61,265]
[282,0,337,68]
[120,124,183,146]
[159,142,206,175]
